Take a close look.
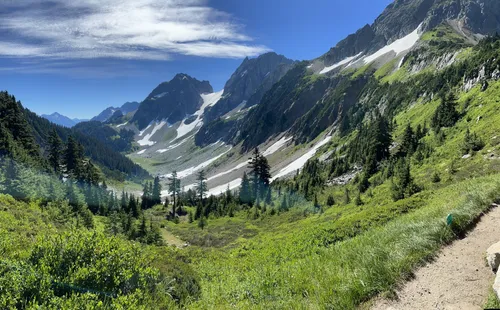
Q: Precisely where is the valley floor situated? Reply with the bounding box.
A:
[371,205,500,310]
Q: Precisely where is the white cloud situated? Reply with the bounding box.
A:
[0,0,269,60]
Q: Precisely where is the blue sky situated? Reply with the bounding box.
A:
[0,0,392,119]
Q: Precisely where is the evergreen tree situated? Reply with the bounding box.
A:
[431,94,460,132]
[129,194,140,218]
[151,176,162,205]
[399,123,416,157]
[168,171,181,215]
[239,172,252,205]
[248,148,261,201]
[344,188,350,204]
[265,187,272,205]
[198,216,207,230]
[141,181,151,210]
[196,170,208,206]
[326,194,335,207]
[391,158,419,201]
[48,129,62,174]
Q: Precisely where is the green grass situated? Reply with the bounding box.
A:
[181,175,500,309]
[484,288,500,309]
[160,78,500,310]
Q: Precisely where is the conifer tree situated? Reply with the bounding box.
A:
[196,170,208,206]
[168,171,181,214]
[141,182,151,210]
[399,123,416,157]
[239,172,252,205]
[48,129,62,174]
[152,176,162,205]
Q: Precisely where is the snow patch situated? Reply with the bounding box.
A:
[320,53,363,74]
[137,120,167,146]
[116,122,128,128]
[138,124,153,137]
[164,147,232,179]
[362,23,422,65]
[263,136,293,156]
[207,161,248,182]
[175,89,223,140]
[152,92,168,100]
[207,178,242,197]
[271,135,331,181]
[137,149,146,155]
[241,70,248,77]
[156,136,192,153]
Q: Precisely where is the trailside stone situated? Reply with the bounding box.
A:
[487,241,500,271]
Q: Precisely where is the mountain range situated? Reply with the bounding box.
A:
[40,112,88,128]
[38,0,500,193]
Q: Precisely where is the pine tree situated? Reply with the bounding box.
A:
[196,170,208,206]
[152,176,162,205]
[326,194,335,207]
[239,171,252,205]
[129,194,140,218]
[431,94,460,132]
[48,129,62,174]
[399,123,416,157]
[248,148,261,202]
[141,181,151,210]
[344,188,350,205]
[198,216,207,230]
[168,171,181,215]
[265,187,272,205]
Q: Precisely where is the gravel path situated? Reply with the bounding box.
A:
[372,205,500,310]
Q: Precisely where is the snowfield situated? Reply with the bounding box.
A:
[207,178,242,197]
[271,135,331,181]
[320,53,363,74]
[176,90,223,140]
[156,135,193,154]
[137,149,146,155]
[138,124,153,137]
[164,146,232,180]
[361,23,422,65]
[116,122,128,128]
[263,136,293,156]
[207,160,249,182]
[137,120,168,146]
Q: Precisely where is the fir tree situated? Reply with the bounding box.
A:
[431,94,460,132]
[152,176,162,205]
[48,129,62,174]
[168,171,181,215]
[239,172,252,205]
[196,170,208,206]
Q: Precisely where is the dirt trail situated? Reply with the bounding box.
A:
[372,205,500,310]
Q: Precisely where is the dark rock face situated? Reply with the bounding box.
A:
[204,52,295,121]
[131,74,213,130]
[320,0,500,67]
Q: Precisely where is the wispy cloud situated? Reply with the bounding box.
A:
[0,0,270,60]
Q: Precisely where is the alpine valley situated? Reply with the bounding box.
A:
[4,0,500,309]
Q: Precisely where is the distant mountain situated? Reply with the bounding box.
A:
[204,52,295,122]
[41,112,87,128]
[92,101,140,123]
[131,74,213,130]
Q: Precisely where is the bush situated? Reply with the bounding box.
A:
[0,230,176,308]
[461,128,485,155]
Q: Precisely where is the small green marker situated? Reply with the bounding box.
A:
[446,214,453,226]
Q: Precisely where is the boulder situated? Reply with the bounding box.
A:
[487,241,500,271]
